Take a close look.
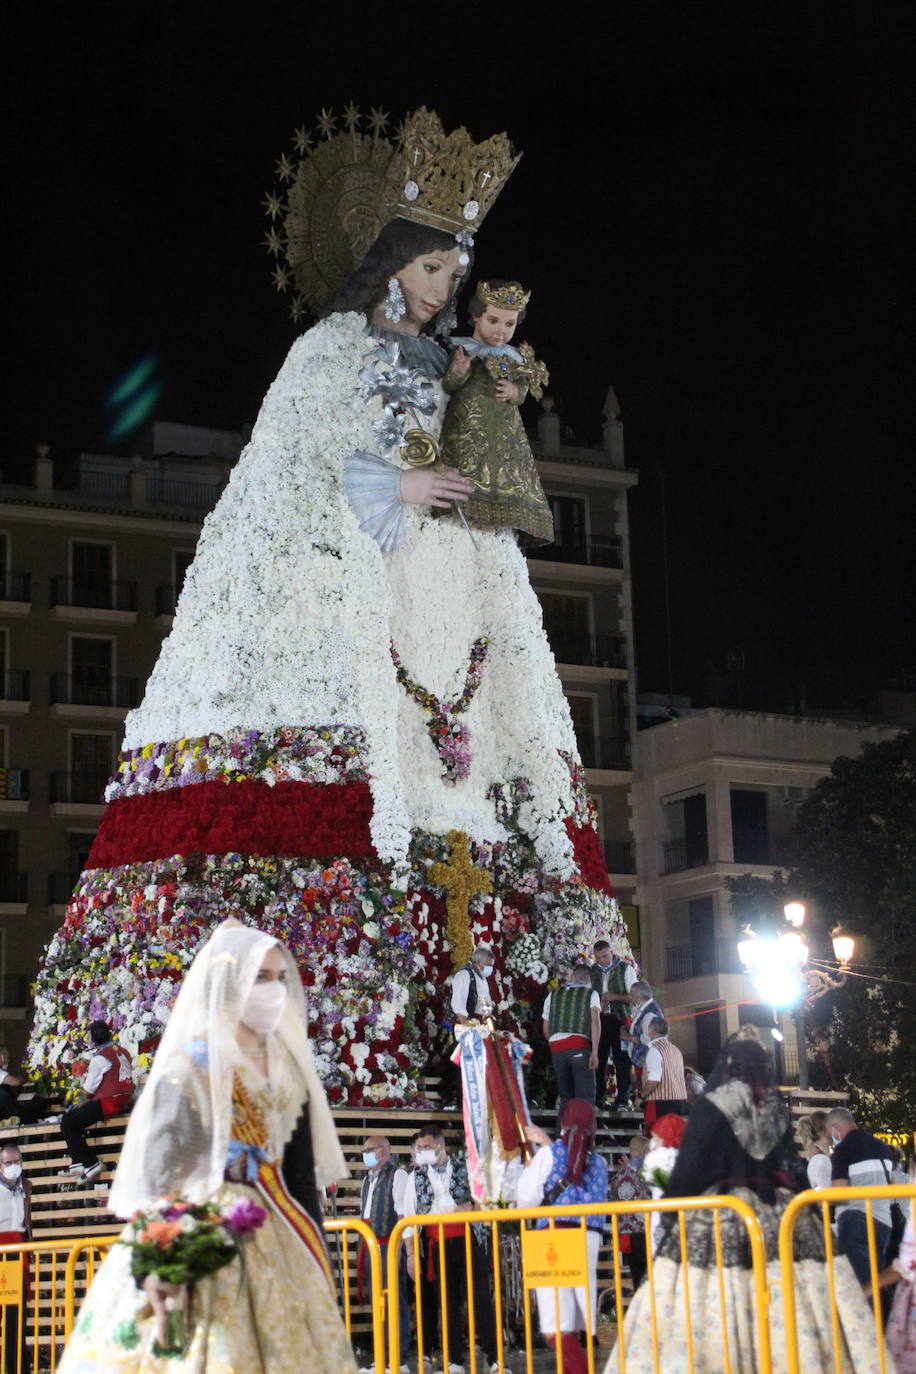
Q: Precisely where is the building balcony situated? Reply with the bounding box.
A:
[50,576,138,623]
[49,771,109,806]
[148,476,221,509]
[80,470,129,500]
[50,673,139,711]
[605,840,636,875]
[551,632,626,670]
[581,735,631,772]
[0,769,29,801]
[665,940,744,981]
[531,539,622,570]
[662,837,710,874]
[0,872,28,904]
[0,670,30,707]
[0,570,31,605]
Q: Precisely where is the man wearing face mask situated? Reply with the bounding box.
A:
[450,946,496,1027]
[0,1144,31,1371]
[61,1020,134,1182]
[827,1106,897,1290]
[357,1136,410,1372]
[399,1127,498,1374]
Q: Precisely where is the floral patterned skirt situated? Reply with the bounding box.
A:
[57,1184,357,1374]
[606,1190,886,1374]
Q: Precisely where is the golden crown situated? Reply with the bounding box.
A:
[265,105,521,320]
[391,108,521,242]
[477,281,531,312]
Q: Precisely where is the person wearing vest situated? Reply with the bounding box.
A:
[450,946,495,1027]
[357,1135,411,1370]
[640,1017,688,1126]
[590,940,637,1111]
[61,1020,134,1181]
[0,1143,32,1372]
[399,1126,498,1374]
[541,965,601,1117]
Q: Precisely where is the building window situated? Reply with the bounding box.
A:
[0,830,21,902]
[663,793,709,873]
[731,788,769,863]
[69,733,114,804]
[174,550,194,589]
[549,496,587,553]
[71,540,114,607]
[567,693,597,765]
[68,832,95,883]
[70,636,113,704]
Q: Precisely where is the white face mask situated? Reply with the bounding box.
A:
[241,981,287,1035]
[415,1148,438,1167]
[481,965,494,979]
[1,1163,21,1183]
[830,1131,841,1147]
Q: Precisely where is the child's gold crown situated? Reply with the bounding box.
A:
[477,281,531,311]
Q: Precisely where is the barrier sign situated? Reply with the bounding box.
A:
[521,1226,588,1288]
[0,1256,23,1305]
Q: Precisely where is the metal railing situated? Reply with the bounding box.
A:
[666,939,744,981]
[0,767,29,799]
[550,632,627,669]
[533,539,623,570]
[50,576,137,612]
[605,840,636,875]
[49,771,108,805]
[0,570,31,602]
[50,673,139,709]
[778,1183,916,1374]
[662,837,710,873]
[580,736,631,771]
[0,670,30,701]
[731,827,791,866]
[79,470,129,499]
[148,476,221,508]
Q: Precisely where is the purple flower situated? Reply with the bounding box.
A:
[222,1197,267,1236]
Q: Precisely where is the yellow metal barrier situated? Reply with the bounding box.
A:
[0,1236,119,1374]
[325,1218,385,1374]
[778,1182,916,1374]
[386,1195,771,1374]
[62,1236,117,1340]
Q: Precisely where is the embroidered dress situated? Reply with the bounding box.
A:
[438,340,554,546]
[606,1083,882,1373]
[887,1213,916,1372]
[58,1068,355,1374]
[28,313,632,1107]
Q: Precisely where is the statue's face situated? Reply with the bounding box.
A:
[473,305,519,347]
[396,247,464,326]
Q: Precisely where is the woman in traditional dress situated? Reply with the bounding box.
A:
[58,922,354,1373]
[519,1100,607,1374]
[866,1156,916,1372]
[606,1031,881,1373]
[29,108,630,1109]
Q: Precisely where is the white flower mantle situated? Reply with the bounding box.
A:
[123,312,578,872]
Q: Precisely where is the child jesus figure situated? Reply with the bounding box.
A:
[439,280,554,547]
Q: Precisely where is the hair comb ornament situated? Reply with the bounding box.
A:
[264,105,521,319]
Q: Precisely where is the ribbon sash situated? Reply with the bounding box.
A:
[255,1159,336,1294]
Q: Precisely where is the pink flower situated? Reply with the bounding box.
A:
[222,1197,267,1236]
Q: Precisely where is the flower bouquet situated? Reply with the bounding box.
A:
[118,1194,266,1356]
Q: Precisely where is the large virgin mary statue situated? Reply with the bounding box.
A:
[29,109,634,1105]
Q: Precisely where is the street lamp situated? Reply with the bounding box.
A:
[736,903,855,1090]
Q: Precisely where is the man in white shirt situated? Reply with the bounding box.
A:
[450,946,496,1026]
[359,1135,410,1371]
[400,1126,497,1374]
[640,1017,688,1121]
[61,1020,134,1181]
[0,1144,31,1371]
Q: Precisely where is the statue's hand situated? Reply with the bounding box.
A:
[401,467,474,509]
[448,346,472,379]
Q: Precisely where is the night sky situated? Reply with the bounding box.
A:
[5,3,914,713]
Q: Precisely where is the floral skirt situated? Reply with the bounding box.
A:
[606,1190,886,1374]
[887,1277,916,1372]
[57,1184,357,1374]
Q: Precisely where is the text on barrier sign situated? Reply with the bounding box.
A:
[0,1256,23,1305]
[521,1226,588,1288]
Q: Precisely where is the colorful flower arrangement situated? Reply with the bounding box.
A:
[391,638,489,786]
[115,1194,266,1355]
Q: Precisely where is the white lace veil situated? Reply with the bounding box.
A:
[108,921,347,1218]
